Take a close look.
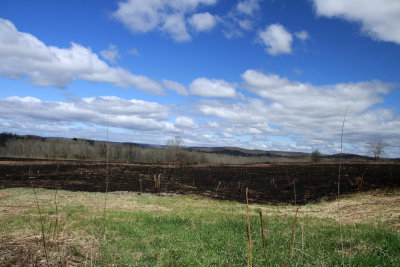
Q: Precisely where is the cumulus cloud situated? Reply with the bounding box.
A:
[174,116,197,128]
[241,69,393,116]
[236,0,260,15]
[196,98,278,139]
[0,96,169,131]
[100,44,121,64]
[189,12,218,32]
[221,0,260,38]
[112,0,217,42]
[197,98,267,124]
[161,13,191,42]
[258,24,293,55]
[239,70,400,149]
[312,0,400,44]
[162,79,188,96]
[156,70,400,155]
[294,30,310,42]
[2,75,399,156]
[189,77,237,98]
[0,18,164,94]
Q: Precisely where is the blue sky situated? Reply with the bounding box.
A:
[0,0,399,157]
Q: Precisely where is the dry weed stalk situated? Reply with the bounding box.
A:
[259,211,270,267]
[286,208,299,267]
[102,113,110,239]
[53,189,62,263]
[246,188,252,267]
[216,181,221,191]
[154,174,161,189]
[293,181,297,206]
[285,168,297,206]
[31,186,50,267]
[53,189,59,240]
[337,109,347,266]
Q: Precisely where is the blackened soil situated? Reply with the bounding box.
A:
[0,158,399,204]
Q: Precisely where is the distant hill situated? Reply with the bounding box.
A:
[187,146,309,159]
[187,147,390,162]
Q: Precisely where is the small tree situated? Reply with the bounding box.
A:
[367,138,388,161]
[311,149,322,162]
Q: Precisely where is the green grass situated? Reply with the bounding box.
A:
[1,188,399,266]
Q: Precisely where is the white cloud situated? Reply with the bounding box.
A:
[189,12,218,32]
[258,24,293,55]
[128,48,139,56]
[312,0,400,44]
[1,76,399,156]
[0,18,164,94]
[240,70,400,149]
[162,79,188,95]
[161,13,191,42]
[236,0,260,15]
[294,30,310,42]
[197,98,266,124]
[221,1,260,39]
[241,69,392,115]
[238,19,252,30]
[100,44,121,64]
[174,116,197,128]
[189,77,237,98]
[112,0,218,42]
[0,96,169,131]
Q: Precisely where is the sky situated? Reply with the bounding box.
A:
[0,0,399,157]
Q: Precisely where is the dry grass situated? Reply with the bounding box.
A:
[236,189,400,230]
[0,233,99,266]
[0,189,100,266]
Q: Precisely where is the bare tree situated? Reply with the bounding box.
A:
[166,136,183,164]
[367,138,388,161]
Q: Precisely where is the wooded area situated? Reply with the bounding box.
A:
[0,133,279,164]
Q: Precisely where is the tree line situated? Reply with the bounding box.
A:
[0,132,277,165]
[1,133,387,164]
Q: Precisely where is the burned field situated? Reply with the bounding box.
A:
[0,158,399,204]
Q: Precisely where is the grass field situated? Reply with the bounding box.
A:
[1,188,399,266]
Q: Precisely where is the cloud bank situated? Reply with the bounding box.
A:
[1,71,399,156]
